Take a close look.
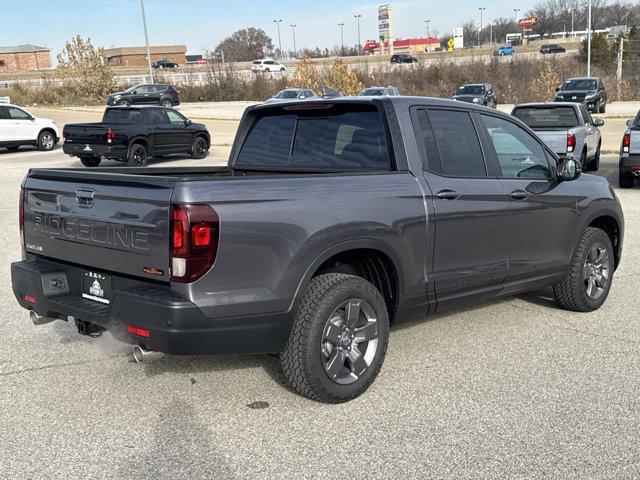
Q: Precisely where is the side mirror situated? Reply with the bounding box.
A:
[594,118,605,127]
[559,158,582,181]
[185,119,192,126]
[555,87,560,92]
[30,116,36,121]
[627,119,635,128]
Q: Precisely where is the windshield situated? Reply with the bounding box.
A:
[513,106,580,128]
[456,85,484,95]
[359,88,385,96]
[274,90,299,99]
[561,79,597,91]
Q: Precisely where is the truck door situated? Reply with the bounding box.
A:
[7,106,34,141]
[412,107,510,310]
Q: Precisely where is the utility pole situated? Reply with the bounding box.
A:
[490,20,493,45]
[616,36,624,98]
[355,14,362,56]
[290,24,297,59]
[274,19,283,59]
[338,23,345,55]
[587,0,592,77]
[425,19,431,38]
[479,7,486,46]
[571,10,574,38]
[139,0,153,83]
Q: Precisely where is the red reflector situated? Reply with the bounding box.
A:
[191,223,211,247]
[21,293,37,304]
[126,324,149,338]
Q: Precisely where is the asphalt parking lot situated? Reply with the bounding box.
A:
[1,145,639,478]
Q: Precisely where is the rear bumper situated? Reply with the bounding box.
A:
[11,258,292,355]
[620,154,640,174]
[63,142,127,160]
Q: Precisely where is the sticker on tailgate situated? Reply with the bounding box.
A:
[82,271,112,304]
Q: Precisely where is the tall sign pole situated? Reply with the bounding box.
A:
[355,14,362,56]
[587,0,592,77]
[139,0,153,83]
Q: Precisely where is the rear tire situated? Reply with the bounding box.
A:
[161,99,173,108]
[599,102,606,114]
[126,143,149,167]
[37,130,56,151]
[619,173,635,189]
[80,156,101,167]
[117,99,131,107]
[580,149,591,172]
[553,227,614,312]
[280,273,389,403]
[191,136,209,159]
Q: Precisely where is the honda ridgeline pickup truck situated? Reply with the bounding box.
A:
[512,102,603,171]
[619,111,640,188]
[63,106,210,167]
[12,97,624,403]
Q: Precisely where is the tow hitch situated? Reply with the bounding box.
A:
[75,319,105,338]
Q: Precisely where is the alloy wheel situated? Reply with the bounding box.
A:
[583,242,610,300]
[321,298,379,385]
[41,133,54,150]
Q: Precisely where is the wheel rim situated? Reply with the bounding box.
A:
[195,139,207,156]
[41,133,54,149]
[132,147,146,166]
[583,242,610,300]
[162,100,172,107]
[320,298,379,385]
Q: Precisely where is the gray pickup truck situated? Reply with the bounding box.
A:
[512,103,603,171]
[12,97,624,403]
[619,111,640,188]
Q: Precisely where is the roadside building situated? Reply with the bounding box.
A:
[364,37,441,55]
[0,45,51,72]
[104,45,187,67]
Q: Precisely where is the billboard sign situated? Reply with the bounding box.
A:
[378,4,393,53]
[453,27,464,49]
[518,17,537,27]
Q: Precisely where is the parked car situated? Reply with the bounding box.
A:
[0,103,59,151]
[512,103,603,171]
[554,77,607,113]
[265,88,318,103]
[13,97,623,403]
[619,112,640,188]
[358,86,401,96]
[62,106,210,167]
[106,84,180,108]
[152,59,178,69]
[251,59,286,73]
[451,83,497,108]
[390,53,418,64]
[540,44,567,54]
[494,45,515,55]
[186,55,208,65]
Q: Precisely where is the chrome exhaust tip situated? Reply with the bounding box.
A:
[29,310,56,326]
[132,345,165,363]
[634,170,640,177]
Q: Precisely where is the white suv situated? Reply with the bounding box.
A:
[0,104,59,151]
[251,59,286,73]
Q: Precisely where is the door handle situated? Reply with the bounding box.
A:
[435,189,460,200]
[510,190,530,200]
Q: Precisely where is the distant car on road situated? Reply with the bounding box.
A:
[106,84,180,108]
[186,54,208,65]
[619,111,640,188]
[252,59,286,73]
[451,83,497,108]
[265,88,318,103]
[358,86,401,96]
[494,45,515,56]
[540,44,566,54]
[554,77,607,113]
[152,59,178,69]
[512,102,603,171]
[0,103,59,151]
[390,53,418,64]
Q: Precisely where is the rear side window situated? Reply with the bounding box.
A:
[103,108,144,123]
[513,106,580,128]
[236,106,391,170]
[421,109,486,177]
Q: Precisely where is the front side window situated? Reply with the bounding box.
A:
[481,114,552,179]
[7,107,31,120]
[166,110,187,125]
[426,109,486,177]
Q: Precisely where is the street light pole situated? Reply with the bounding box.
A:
[290,24,297,59]
[587,0,592,77]
[274,19,283,59]
[425,19,431,38]
[338,23,345,56]
[479,7,486,46]
[514,8,521,44]
[139,0,153,83]
[354,14,362,56]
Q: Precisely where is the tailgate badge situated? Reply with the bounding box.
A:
[83,145,92,151]
[75,189,95,208]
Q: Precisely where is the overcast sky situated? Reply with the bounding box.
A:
[2,0,541,55]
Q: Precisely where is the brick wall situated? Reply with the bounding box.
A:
[109,52,186,67]
[0,50,51,72]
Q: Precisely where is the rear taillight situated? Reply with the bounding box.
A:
[567,133,576,153]
[62,126,67,141]
[170,204,219,283]
[19,186,25,251]
[623,133,631,154]
[106,128,115,144]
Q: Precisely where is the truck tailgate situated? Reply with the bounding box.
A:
[23,170,174,282]
[533,130,567,155]
[64,124,109,145]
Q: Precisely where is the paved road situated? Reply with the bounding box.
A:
[1,152,639,479]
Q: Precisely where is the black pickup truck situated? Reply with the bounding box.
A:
[62,106,210,167]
